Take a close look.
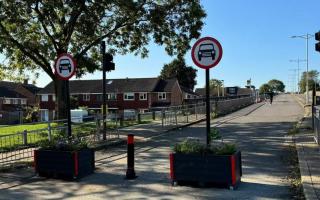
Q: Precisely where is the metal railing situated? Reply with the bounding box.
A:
[313,106,320,144]
[0,116,119,168]
[0,96,255,169]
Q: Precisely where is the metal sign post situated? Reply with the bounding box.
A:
[191,36,223,147]
[65,80,72,137]
[54,53,77,138]
[205,69,210,146]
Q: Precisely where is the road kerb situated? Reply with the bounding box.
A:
[295,138,319,200]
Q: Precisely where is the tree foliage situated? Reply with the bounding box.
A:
[0,0,206,118]
[159,58,197,90]
[209,79,222,89]
[299,70,319,93]
[259,83,271,94]
[267,79,285,93]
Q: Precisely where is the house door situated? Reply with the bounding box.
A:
[40,109,49,121]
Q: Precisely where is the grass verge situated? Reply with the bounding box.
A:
[286,143,305,200]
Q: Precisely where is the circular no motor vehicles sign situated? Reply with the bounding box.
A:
[191,37,223,69]
[54,53,77,80]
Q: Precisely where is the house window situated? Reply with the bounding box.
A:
[21,99,27,105]
[124,93,135,101]
[83,94,90,101]
[107,93,117,100]
[3,98,11,104]
[41,95,48,102]
[13,99,18,104]
[96,94,102,101]
[52,95,56,102]
[139,93,147,100]
[158,92,166,100]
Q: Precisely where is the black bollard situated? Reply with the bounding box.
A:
[126,134,136,179]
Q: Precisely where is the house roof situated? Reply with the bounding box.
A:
[22,84,42,94]
[153,79,177,92]
[0,81,39,98]
[195,87,222,96]
[180,86,198,95]
[93,78,160,93]
[38,78,178,94]
[0,86,26,98]
[195,88,204,96]
[38,80,103,94]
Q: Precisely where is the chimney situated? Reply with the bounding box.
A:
[23,79,28,85]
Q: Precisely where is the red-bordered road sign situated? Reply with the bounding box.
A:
[54,53,77,80]
[191,37,223,69]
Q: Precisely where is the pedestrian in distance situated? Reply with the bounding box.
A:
[269,91,274,105]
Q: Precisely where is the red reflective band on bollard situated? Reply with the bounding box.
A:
[169,153,174,180]
[128,134,134,144]
[74,152,79,177]
[126,134,136,179]
[33,150,37,171]
[231,155,236,186]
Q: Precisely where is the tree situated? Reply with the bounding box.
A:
[299,70,319,93]
[209,79,222,89]
[259,83,271,94]
[0,1,206,119]
[208,79,222,96]
[267,79,285,93]
[159,58,197,90]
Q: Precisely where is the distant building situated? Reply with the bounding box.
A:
[195,86,254,97]
[37,78,193,121]
[0,80,41,112]
[0,80,41,125]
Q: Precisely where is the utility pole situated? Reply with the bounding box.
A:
[290,59,306,93]
[289,69,298,93]
[291,34,314,104]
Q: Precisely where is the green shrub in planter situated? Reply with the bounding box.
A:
[209,127,221,142]
[173,139,236,155]
[170,139,241,189]
[34,136,94,180]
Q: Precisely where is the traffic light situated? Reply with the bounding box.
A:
[316,31,320,52]
[103,53,115,71]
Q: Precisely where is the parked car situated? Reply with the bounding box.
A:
[198,43,215,61]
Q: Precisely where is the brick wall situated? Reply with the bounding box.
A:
[170,82,183,106]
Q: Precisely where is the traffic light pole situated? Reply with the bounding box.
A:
[101,41,107,141]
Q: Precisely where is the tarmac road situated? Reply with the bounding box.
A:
[0,94,304,200]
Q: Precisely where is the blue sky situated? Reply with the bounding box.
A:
[3,0,320,91]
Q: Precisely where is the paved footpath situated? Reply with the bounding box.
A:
[0,94,304,200]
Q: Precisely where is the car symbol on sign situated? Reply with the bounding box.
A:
[198,43,215,61]
[59,59,72,73]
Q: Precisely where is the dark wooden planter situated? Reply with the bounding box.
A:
[34,148,95,180]
[169,151,242,189]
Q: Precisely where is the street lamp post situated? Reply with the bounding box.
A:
[291,34,314,104]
